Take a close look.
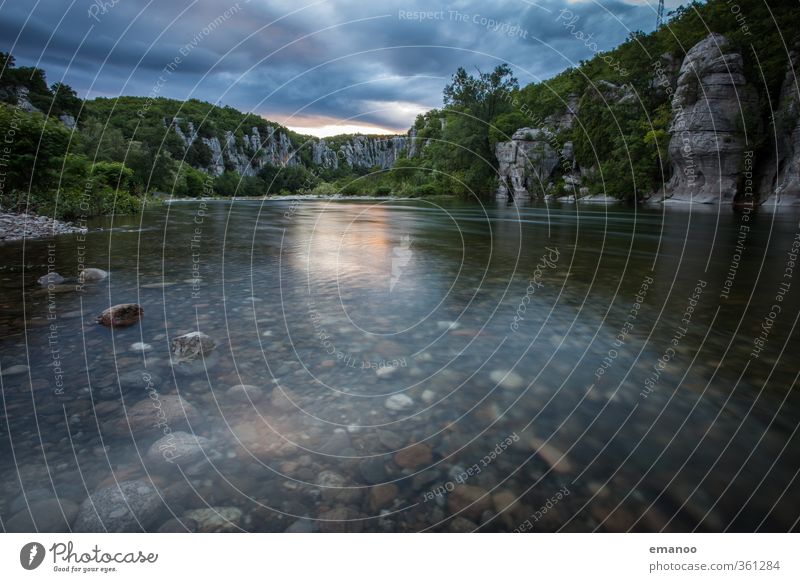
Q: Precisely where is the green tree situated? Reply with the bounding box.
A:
[50,82,82,117]
[438,64,518,194]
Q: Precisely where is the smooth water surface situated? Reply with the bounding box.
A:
[1,198,799,532]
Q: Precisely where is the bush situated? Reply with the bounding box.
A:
[310,181,339,196]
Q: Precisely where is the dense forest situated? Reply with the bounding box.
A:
[1,0,798,218]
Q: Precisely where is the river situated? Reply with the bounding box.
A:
[1,198,798,532]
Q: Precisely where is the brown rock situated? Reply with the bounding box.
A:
[97,304,143,328]
[529,438,573,474]
[394,443,432,470]
[448,485,492,520]
[370,484,398,511]
[318,507,364,533]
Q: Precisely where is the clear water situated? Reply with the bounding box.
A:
[1,198,799,532]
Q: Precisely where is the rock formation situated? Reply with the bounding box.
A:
[493,34,795,207]
[495,90,584,201]
[760,50,800,204]
[312,134,412,170]
[170,120,300,177]
[661,33,758,203]
[496,128,565,199]
[168,117,416,176]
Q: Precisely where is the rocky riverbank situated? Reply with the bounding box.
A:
[0,211,84,242]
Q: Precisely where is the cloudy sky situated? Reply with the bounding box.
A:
[1,0,684,136]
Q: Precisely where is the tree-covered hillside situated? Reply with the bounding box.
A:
[0,57,392,218]
[401,0,800,200]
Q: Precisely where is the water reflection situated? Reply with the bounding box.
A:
[0,199,799,532]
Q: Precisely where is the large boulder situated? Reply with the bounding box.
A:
[73,480,164,532]
[661,33,758,203]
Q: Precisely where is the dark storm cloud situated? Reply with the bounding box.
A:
[0,0,663,132]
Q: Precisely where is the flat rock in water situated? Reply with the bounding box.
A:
[490,370,525,389]
[141,282,177,289]
[97,303,143,328]
[394,443,433,470]
[182,507,243,532]
[370,484,398,511]
[147,431,211,468]
[384,394,414,411]
[38,272,65,286]
[79,268,108,282]
[73,480,164,532]
[170,331,215,362]
[529,438,573,474]
[377,429,405,450]
[375,366,398,379]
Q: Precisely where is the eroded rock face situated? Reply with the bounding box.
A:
[496,128,567,199]
[662,33,758,203]
[311,135,411,170]
[171,121,301,178]
[169,117,414,176]
[760,51,800,205]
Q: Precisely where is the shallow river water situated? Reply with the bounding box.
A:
[1,198,799,532]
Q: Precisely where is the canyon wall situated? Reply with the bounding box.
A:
[495,33,800,206]
[168,119,415,177]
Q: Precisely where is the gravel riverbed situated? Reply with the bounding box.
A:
[0,211,85,242]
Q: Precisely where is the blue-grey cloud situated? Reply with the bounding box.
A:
[0,0,663,133]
